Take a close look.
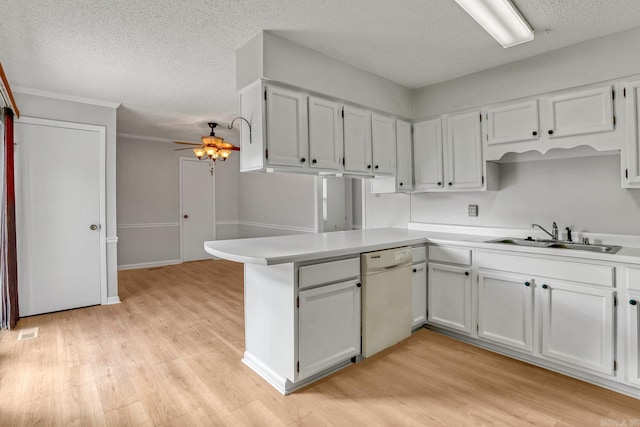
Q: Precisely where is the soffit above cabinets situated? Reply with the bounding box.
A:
[4,1,640,141]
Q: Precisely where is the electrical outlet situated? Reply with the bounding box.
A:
[468,204,478,217]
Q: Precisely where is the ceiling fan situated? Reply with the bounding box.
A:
[174,122,240,161]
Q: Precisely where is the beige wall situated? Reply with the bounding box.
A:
[116,136,240,267]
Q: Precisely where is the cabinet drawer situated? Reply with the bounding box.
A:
[428,246,472,266]
[412,246,426,264]
[478,251,614,287]
[629,268,640,291]
[299,257,360,290]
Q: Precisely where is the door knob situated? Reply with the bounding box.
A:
[183,214,189,219]
[90,224,98,231]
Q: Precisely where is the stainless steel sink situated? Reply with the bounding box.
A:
[485,238,622,254]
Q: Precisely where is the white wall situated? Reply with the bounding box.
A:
[414,26,640,119]
[14,91,120,300]
[116,136,239,268]
[412,154,640,235]
[390,25,640,236]
[237,31,414,118]
[237,172,317,237]
[362,180,411,229]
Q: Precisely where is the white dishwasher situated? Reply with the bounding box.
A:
[361,246,413,358]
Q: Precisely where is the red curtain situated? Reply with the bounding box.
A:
[2,107,18,328]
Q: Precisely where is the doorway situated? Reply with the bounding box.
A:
[15,117,106,316]
[317,176,353,232]
[180,158,215,261]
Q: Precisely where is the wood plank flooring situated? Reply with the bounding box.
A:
[2,259,640,426]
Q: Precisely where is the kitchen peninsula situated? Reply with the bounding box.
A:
[206,225,640,400]
[205,228,428,394]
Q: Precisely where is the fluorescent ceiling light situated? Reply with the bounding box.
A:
[454,0,534,48]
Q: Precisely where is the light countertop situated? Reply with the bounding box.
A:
[205,227,640,266]
[204,228,428,265]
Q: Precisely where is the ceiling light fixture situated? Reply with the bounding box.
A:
[454,0,534,48]
[173,122,240,161]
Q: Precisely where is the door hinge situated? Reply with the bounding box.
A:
[614,360,617,372]
[477,324,479,332]
[613,115,616,127]
[342,157,345,166]
[479,113,482,122]
[296,296,299,308]
[297,361,300,373]
[626,168,629,179]
[266,149,269,160]
[612,88,615,100]
[614,296,618,307]
[341,108,344,119]
[482,176,485,185]
[624,87,627,97]
[264,89,267,101]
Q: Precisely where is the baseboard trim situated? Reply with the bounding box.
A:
[105,296,121,305]
[118,259,182,271]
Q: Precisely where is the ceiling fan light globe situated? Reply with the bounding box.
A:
[193,148,206,159]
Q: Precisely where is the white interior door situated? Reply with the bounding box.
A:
[180,158,215,262]
[15,117,106,316]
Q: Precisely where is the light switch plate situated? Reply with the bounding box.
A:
[468,204,478,217]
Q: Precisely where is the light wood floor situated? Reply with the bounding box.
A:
[2,259,640,426]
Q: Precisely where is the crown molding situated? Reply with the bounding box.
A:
[116,133,174,143]
[13,86,121,109]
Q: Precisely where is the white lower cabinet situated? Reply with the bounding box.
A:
[628,291,640,386]
[428,263,472,334]
[411,262,427,328]
[477,271,533,353]
[539,280,615,375]
[298,279,361,380]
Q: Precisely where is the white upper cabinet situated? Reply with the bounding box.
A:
[308,96,343,171]
[371,114,396,175]
[265,86,309,168]
[343,106,372,174]
[624,79,640,188]
[483,83,621,161]
[413,118,444,191]
[444,111,484,190]
[484,99,540,154]
[543,86,614,139]
[395,119,413,191]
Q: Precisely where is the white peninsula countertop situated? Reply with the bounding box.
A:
[204,228,428,265]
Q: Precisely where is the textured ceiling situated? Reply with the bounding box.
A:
[2,0,640,141]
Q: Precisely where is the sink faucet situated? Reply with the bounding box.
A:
[531,222,558,240]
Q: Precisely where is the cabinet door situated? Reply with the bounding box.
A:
[298,279,361,380]
[628,291,640,386]
[478,271,533,353]
[485,100,539,146]
[265,86,309,168]
[444,111,483,189]
[371,114,396,175]
[427,263,472,334]
[395,120,413,191]
[412,262,427,328]
[539,280,615,375]
[625,80,640,187]
[343,106,372,174]
[542,86,614,139]
[308,96,343,171]
[413,118,444,191]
